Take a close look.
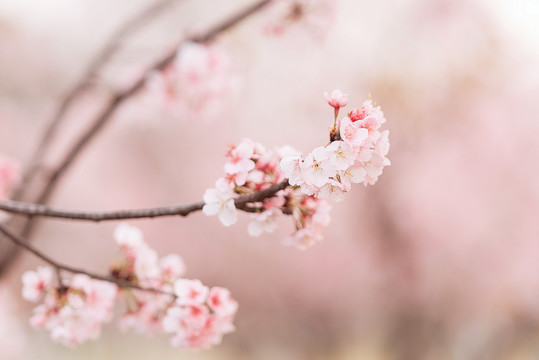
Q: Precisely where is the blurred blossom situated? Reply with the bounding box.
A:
[1,0,539,358]
[146,42,238,122]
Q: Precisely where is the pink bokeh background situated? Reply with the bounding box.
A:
[1,0,539,358]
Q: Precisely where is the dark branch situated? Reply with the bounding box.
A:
[35,0,273,209]
[0,180,289,222]
[14,0,177,200]
[0,223,171,295]
[0,0,273,276]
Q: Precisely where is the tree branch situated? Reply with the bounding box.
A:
[34,0,273,211]
[0,223,171,295]
[15,0,177,200]
[0,0,273,276]
[0,180,289,222]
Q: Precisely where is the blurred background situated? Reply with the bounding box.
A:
[1,0,539,358]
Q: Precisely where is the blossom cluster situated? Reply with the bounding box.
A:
[21,224,238,349]
[280,89,390,201]
[148,42,236,120]
[202,90,389,249]
[112,223,238,349]
[22,267,117,347]
[203,139,332,250]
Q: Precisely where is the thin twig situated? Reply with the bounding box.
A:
[0,0,273,276]
[35,0,273,209]
[0,223,172,295]
[0,180,289,222]
[15,0,177,200]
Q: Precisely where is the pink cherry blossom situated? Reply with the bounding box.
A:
[278,145,302,159]
[118,290,173,335]
[301,146,336,187]
[278,93,389,221]
[339,116,369,148]
[362,130,391,185]
[113,224,161,281]
[340,163,367,190]
[21,266,53,302]
[69,274,117,322]
[133,246,160,281]
[316,178,346,202]
[283,227,323,250]
[248,208,280,237]
[26,273,117,347]
[174,279,209,306]
[324,89,348,110]
[159,254,186,282]
[208,287,239,316]
[163,302,236,349]
[202,178,237,226]
[224,139,257,186]
[22,225,239,349]
[326,140,357,170]
[280,155,304,186]
[114,222,144,254]
[147,42,236,121]
[347,100,386,146]
[208,138,338,248]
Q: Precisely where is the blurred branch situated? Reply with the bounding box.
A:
[0,0,273,276]
[0,180,289,222]
[0,223,172,295]
[34,0,273,208]
[15,0,177,200]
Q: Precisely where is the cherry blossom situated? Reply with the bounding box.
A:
[202,178,238,226]
[248,208,280,236]
[325,89,348,111]
[21,266,53,302]
[316,178,346,202]
[326,140,357,170]
[340,163,367,190]
[22,225,238,349]
[301,146,337,187]
[25,272,117,347]
[339,116,369,148]
[162,303,236,349]
[347,99,386,146]
[280,90,390,203]
[280,155,303,185]
[147,42,237,120]
[174,279,209,306]
[110,224,238,348]
[159,254,186,282]
[208,287,239,316]
[114,222,144,253]
[283,227,322,250]
[204,140,333,249]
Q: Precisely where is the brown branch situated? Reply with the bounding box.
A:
[0,180,289,222]
[0,223,172,295]
[15,0,177,200]
[0,0,273,276]
[35,0,273,209]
